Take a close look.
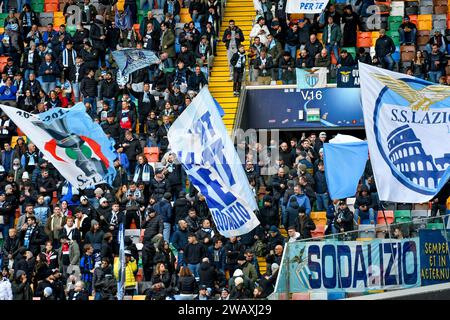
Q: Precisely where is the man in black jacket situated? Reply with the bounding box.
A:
[80,69,98,115]
[121,130,142,174]
[130,83,156,136]
[184,233,207,278]
[157,115,171,154]
[375,29,396,70]
[102,112,121,142]
[19,215,48,257]
[142,207,163,244]
[68,56,87,103]
[222,20,245,80]
[99,72,119,113]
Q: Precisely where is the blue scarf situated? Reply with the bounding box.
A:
[133,163,152,182]
[62,48,77,67]
[24,226,34,248]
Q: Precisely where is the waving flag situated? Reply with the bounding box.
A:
[112,49,160,78]
[0,103,117,189]
[359,62,450,202]
[168,87,259,237]
[116,223,125,300]
[323,134,369,199]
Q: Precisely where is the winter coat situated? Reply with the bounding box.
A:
[375,35,396,58]
[295,215,316,239]
[154,199,173,224]
[172,228,188,252]
[0,278,12,300]
[260,204,278,228]
[113,257,137,289]
[11,278,33,300]
[177,275,197,294]
[286,197,300,229]
[184,242,207,264]
[142,214,164,243]
[173,197,191,223]
[333,207,354,232]
[287,194,311,215]
[198,261,216,288]
[322,23,341,45]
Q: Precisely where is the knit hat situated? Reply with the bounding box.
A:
[94,187,104,195]
[99,197,108,204]
[233,269,243,277]
[298,164,307,172]
[80,195,89,201]
[95,15,105,23]
[22,172,30,180]
[91,219,99,227]
[15,270,26,280]
[269,225,278,233]
[263,195,273,203]
[234,277,244,286]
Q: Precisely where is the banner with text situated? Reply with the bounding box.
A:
[275,238,421,293]
[286,0,329,13]
[167,87,260,237]
[337,66,360,88]
[419,229,450,286]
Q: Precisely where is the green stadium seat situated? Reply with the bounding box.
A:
[426,223,445,230]
[394,210,412,223]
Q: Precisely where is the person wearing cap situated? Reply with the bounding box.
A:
[332,200,354,236]
[398,15,417,46]
[314,131,327,154]
[194,284,211,300]
[113,249,138,295]
[218,287,230,300]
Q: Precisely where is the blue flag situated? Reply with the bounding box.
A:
[112,49,160,77]
[212,96,225,117]
[323,141,369,199]
[116,223,125,300]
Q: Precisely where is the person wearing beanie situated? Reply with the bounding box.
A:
[260,194,278,229]
[285,195,300,230]
[354,185,375,225]
[173,191,191,225]
[230,276,252,299]
[267,225,285,252]
[294,206,316,239]
[11,269,32,300]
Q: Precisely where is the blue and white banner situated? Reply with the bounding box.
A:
[286,0,329,13]
[0,103,116,189]
[323,134,368,199]
[112,49,160,78]
[167,87,259,237]
[117,223,125,300]
[296,68,327,90]
[359,63,450,203]
[275,238,421,293]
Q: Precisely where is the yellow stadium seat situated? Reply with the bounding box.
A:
[417,14,432,30]
[133,295,146,300]
[11,136,28,148]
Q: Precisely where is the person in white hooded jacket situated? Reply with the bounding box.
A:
[0,267,13,300]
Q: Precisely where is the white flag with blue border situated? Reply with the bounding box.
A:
[168,87,259,237]
[359,62,450,202]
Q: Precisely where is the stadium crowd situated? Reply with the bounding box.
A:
[0,0,449,301]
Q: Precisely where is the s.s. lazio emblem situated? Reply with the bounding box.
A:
[304,68,319,87]
[372,73,450,195]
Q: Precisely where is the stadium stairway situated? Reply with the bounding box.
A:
[209,0,254,132]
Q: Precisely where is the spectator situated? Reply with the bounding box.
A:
[38,54,60,94]
[398,16,417,45]
[375,29,396,71]
[426,30,446,55]
[337,49,355,68]
[354,185,375,225]
[322,16,341,63]
[332,200,354,235]
[113,250,137,295]
[278,51,295,84]
[426,43,446,83]
[315,48,331,68]
[294,207,316,239]
[223,20,245,80]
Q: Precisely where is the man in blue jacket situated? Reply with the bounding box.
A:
[286,184,311,216]
[154,192,173,242]
[172,219,188,266]
[38,54,60,94]
[0,78,17,105]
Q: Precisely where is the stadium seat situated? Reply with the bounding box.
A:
[132,295,146,300]
[386,30,400,46]
[371,31,380,46]
[426,223,445,230]
[39,12,54,26]
[400,45,415,61]
[376,210,394,225]
[358,225,376,239]
[417,14,433,30]
[388,16,403,31]
[419,0,434,14]
[408,15,419,26]
[44,3,59,12]
[357,32,372,48]
[390,1,405,16]
[310,211,327,226]
[417,30,431,46]
[394,210,412,223]
[432,14,447,30]
[411,210,428,219]
[311,225,325,239]
[414,203,430,210]
[291,292,310,300]
[405,1,419,16]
